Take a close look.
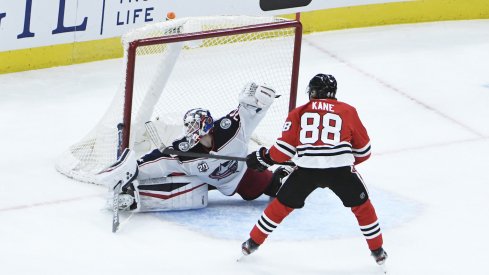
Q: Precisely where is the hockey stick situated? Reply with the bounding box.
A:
[111,123,125,233]
[111,181,122,233]
[145,121,244,161]
[111,177,134,234]
[145,121,295,165]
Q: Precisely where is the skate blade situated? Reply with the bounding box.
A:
[236,251,249,262]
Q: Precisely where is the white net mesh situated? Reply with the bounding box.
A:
[56,16,299,183]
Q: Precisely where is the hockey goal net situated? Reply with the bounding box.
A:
[56,15,302,184]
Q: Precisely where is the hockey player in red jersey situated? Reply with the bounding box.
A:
[241,74,388,266]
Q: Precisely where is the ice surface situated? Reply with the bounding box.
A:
[1,19,489,275]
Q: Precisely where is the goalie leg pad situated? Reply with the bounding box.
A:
[96,148,138,189]
[134,175,208,212]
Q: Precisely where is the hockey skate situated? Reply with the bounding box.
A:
[105,181,139,211]
[119,180,140,210]
[117,194,135,210]
[371,247,388,265]
[105,192,137,210]
[241,238,260,256]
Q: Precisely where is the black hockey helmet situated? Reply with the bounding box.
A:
[307,74,337,99]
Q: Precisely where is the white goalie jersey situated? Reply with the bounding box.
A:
[137,83,275,196]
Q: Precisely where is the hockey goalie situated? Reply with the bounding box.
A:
[97,82,293,212]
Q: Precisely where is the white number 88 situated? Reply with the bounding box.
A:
[299,112,342,144]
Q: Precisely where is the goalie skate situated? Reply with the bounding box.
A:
[105,183,139,211]
[111,193,135,211]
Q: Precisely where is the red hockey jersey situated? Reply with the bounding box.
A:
[269,98,371,168]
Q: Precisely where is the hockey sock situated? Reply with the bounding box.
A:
[351,199,383,250]
[250,198,293,244]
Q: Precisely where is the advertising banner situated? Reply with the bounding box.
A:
[0,0,406,52]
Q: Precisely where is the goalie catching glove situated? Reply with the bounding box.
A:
[246,147,275,172]
[239,82,276,111]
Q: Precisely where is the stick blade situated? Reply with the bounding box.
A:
[111,182,122,233]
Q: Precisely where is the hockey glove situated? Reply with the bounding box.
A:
[246,147,275,172]
[239,82,276,111]
[96,148,138,189]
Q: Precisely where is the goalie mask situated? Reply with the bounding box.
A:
[307,74,337,99]
[183,108,214,149]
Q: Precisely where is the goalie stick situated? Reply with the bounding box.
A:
[108,148,136,233]
[111,123,137,233]
[144,121,295,166]
[110,177,134,233]
[111,181,122,233]
[144,121,247,161]
[111,123,124,233]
